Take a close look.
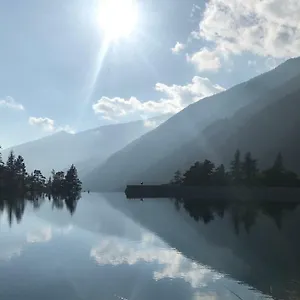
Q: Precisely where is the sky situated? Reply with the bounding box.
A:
[0,0,299,148]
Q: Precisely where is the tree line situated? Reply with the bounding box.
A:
[0,146,82,197]
[170,150,300,187]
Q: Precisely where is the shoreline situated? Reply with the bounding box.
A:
[125,185,300,201]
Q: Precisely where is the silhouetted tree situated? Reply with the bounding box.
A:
[0,144,82,220]
[51,171,65,194]
[212,164,227,185]
[171,170,183,185]
[15,155,26,191]
[64,164,82,194]
[170,149,300,188]
[200,159,215,185]
[262,152,300,187]
[0,146,3,166]
[230,149,242,184]
[5,151,16,188]
[242,152,258,184]
[0,144,82,199]
[183,160,215,186]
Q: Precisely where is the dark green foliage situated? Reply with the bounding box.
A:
[170,170,183,185]
[65,164,82,194]
[242,152,258,184]
[0,145,82,198]
[262,153,299,187]
[230,149,242,184]
[171,150,300,187]
[212,164,228,185]
[182,159,215,186]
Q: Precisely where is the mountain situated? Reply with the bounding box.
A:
[2,115,170,176]
[83,57,300,191]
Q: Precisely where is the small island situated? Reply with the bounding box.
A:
[0,146,82,199]
[125,150,300,201]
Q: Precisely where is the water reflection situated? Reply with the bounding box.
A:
[174,198,299,234]
[0,191,81,226]
[120,196,300,300]
[1,192,299,299]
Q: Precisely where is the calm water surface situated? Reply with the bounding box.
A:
[0,193,299,300]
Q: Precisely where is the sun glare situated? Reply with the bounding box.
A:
[98,0,138,41]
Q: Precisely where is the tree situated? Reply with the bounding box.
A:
[200,159,215,185]
[0,146,82,201]
[242,152,258,184]
[14,155,26,190]
[0,146,3,167]
[46,177,52,193]
[64,165,82,194]
[52,171,65,194]
[183,160,215,186]
[230,149,242,184]
[171,170,183,185]
[212,164,227,185]
[273,152,284,173]
[33,170,46,190]
[5,151,16,188]
[262,152,300,186]
[183,162,201,186]
[6,151,16,172]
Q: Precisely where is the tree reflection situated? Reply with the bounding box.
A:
[0,191,81,226]
[175,198,299,235]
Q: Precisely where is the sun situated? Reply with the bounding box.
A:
[98,0,138,41]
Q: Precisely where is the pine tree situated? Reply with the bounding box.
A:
[64,165,82,194]
[5,151,16,188]
[6,151,15,171]
[15,155,26,177]
[230,149,242,184]
[52,171,65,194]
[14,155,26,190]
[212,164,227,185]
[171,170,182,185]
[242,152,258,184]
[200,159,215,185]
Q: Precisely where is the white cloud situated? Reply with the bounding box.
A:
[195,0,300,59]
[27,227,52,243]
[0,96,24,110]
[93,77,225,121]
[187,48,221,72]
[28,117,75,134]
[91,234,222,289]
[143,119,159,128]
[171,42,186,54]
[29,117,55,132]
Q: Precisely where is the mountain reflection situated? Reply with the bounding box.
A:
[174,198,299,234]
[0,191,81,226]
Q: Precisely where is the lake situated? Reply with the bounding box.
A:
[0,193,299,300]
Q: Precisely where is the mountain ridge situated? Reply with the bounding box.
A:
[83,57,300,191]
[2,114,170,176]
